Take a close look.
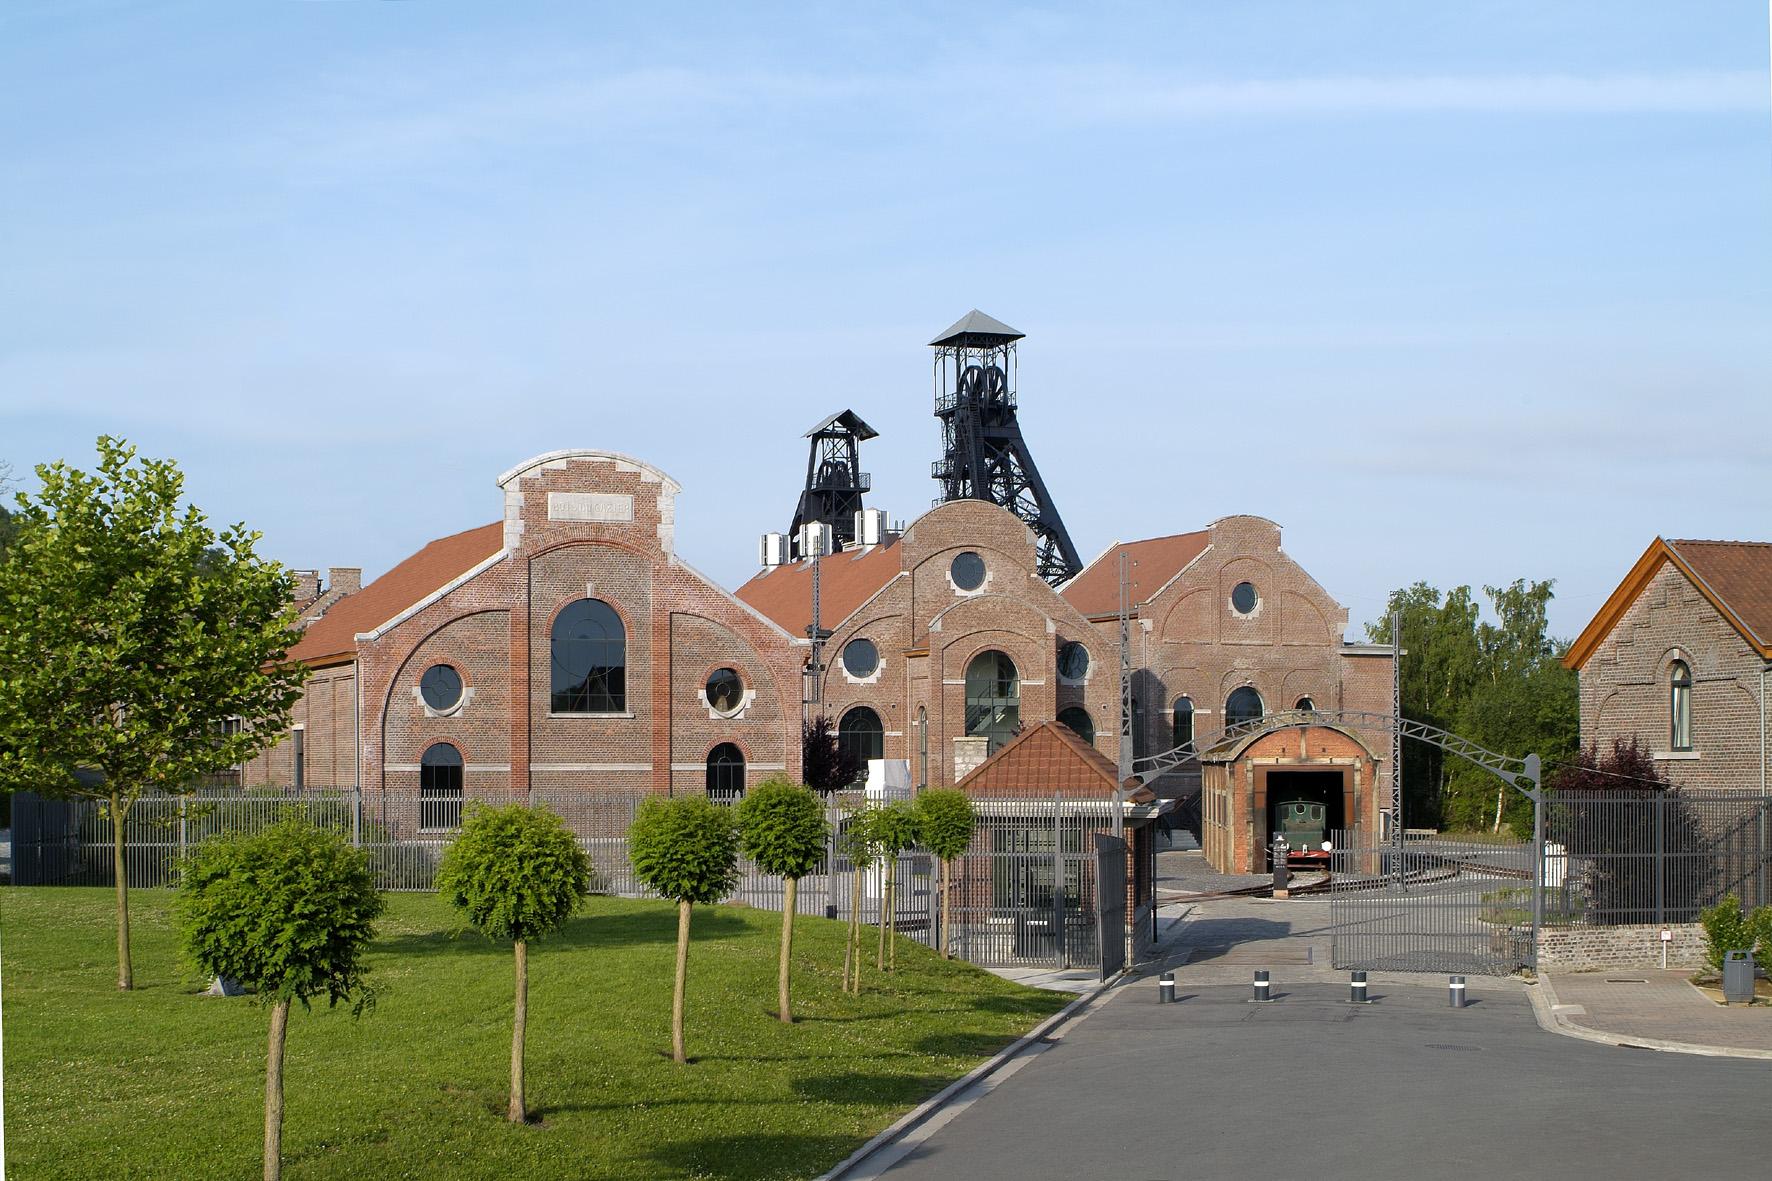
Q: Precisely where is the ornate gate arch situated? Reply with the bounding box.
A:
[1130,708,1545,972]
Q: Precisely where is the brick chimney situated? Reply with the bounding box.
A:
[292,570,321,603]
[328,567,362,596]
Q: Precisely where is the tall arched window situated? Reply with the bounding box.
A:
[551,598,626,713]
[1057,706,1095,744]
[838,707,884,774]
[1670,660,1692,751]
[965,650,1020,753]
[1172,697,1194,751]
[917,706,928,788]
[1225,686,1264,727]
[420,742,463,830]
[707,743,745,804]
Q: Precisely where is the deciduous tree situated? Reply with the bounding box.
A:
[436,803,591,1122]
[914,789,976,959]
[735,778,828,1023]
[174,818,382,1181]
[869,801,920,972]
[802,715,861,793]
[628,795,740,1062]
[0,438,306,989]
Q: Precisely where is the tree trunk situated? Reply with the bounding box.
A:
[940,857,952,960]
[778,876,797,1023]
[671,899,691,1064]
[509,939,528,1122]
[877,861,889,972]
[848,863,864,993]
[889,865,898,972]
[264,997,290,1181]
[111,789,132,991]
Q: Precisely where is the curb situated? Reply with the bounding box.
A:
[1529,973,1772,1061]
[813,972,1122,1181]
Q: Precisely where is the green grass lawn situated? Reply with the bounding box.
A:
[1,888,1068,1181]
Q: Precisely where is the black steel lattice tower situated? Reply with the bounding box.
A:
[929,310,1082,584]
[789,409,876,559]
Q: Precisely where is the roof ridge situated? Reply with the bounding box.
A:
[1669,538,1772,548]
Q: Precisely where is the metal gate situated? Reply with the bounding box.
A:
[1095,833,1127,979]
[1329,830,1534,976]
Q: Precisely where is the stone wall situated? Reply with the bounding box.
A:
[1537,922,1706,971]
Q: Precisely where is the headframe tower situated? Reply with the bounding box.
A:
[929,310,1082,584]
[788,409,876,560]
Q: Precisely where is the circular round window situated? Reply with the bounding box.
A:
[1231,581,1259,615]
[842,637,879,679]
[420,664,463,712]
[1058,640,1090,680]
[706,668,744,715]
[950,551,986,592]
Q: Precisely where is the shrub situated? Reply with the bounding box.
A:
[914,789,976,959]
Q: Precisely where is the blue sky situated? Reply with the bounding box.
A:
[4,1,1768,639]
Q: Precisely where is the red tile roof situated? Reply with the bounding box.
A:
[733,539,902,637]
[955,720,1151,800]
[1565,537,1772,668]
[1061,530,1211,618]
[286,522,504,667]
[1667,539,1772,654]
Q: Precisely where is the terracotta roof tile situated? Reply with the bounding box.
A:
[955,721,1150,800]
[286,522,504,667]
[1062,530,1210,618]
[1667,539,1772,652]
[733,539,902,637]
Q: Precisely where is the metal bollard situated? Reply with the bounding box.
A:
[1252,969,1273,1003]
[1449,975,1467,1008]
[1158,971,1175,1004]
[1349,970,1369,1004]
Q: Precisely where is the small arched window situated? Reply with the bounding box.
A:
[1057,706,1095,744]
[707,743,745,804]
[1294,696,1316,712]
[420,742,463,831]
[838,706,884,774]
[1670,660,1692,751]
[551,598,626,713]
[1172,697,1194,751]
[1225,686,1264,727]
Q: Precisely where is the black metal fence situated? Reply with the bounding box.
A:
[1544,790,1772,926]
[8,788,1140,971]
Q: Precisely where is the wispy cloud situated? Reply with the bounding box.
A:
[236,60,1767,176]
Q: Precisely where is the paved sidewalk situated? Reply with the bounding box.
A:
[1539,968,1772,1057]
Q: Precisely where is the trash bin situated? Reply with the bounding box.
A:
[1722,950,1755,1005]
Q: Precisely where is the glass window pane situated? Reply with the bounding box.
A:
[950,551,986,592]
[965,650,1020,752]
[551,599,627,713]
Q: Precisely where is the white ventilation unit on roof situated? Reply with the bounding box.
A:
[759,532,788,567]
[851,508,888,547]
[798,522,832,559]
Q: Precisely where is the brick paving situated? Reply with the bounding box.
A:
[1545,968,1772,1052]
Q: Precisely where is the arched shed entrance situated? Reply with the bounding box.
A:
[1198,723,1380,874]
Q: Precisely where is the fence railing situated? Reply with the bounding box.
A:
[1543,789,1772,926]
[8,789,1141,970]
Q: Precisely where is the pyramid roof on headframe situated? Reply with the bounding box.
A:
[804,409,879,440]
[929,309,1024,346]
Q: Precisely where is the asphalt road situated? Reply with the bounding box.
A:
[865,980,1771,1181]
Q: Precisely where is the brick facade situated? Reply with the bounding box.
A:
[1569,543,1772,795]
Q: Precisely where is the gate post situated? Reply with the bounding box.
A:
[1526,754,1542,973]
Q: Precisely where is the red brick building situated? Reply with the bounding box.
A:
[1564,538,1771,794]
[246,450,805,834]
[251,466,1391,869]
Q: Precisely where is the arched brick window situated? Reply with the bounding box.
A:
[839,706,884,773]
[965,650,1020,753]
[1172,697,1194,750]
[1225,686,1264,727]
[707,743,745,804]
[1670,661,1692,751]
[1057,707,1095,744]
[551,598,626,713]
[420,742,463,831]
